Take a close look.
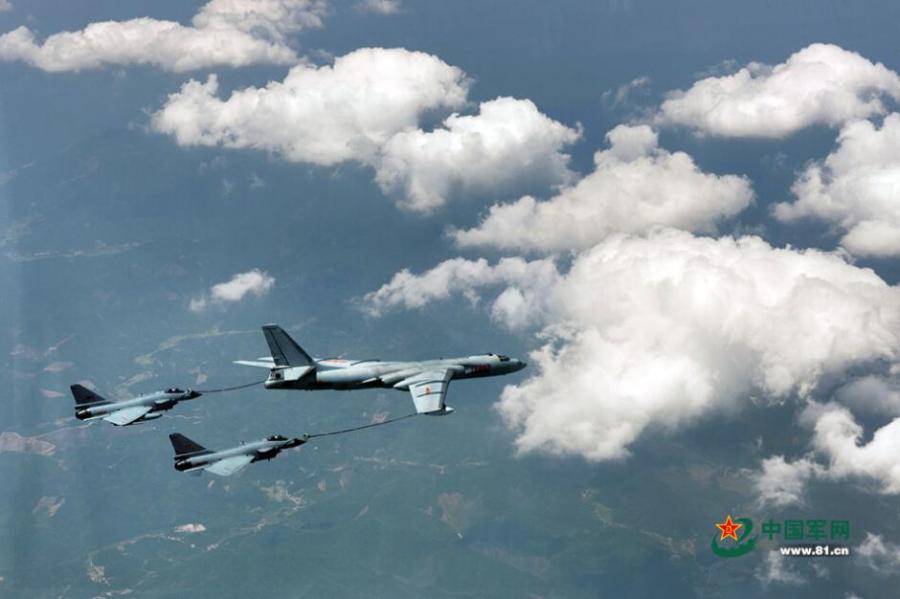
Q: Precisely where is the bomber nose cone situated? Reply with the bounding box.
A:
[185,390,202,399]
[515,360,527,371]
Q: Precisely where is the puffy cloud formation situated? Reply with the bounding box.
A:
[193,0,325,38]
[835,375,900,416]
[0,0,325,72]
[154,49,580,211]
[190,269,275,312]
[356,0,402,14]
[375,97,580,212]
[806,403,900,493]
[602,76,650,108]
[753,399,900,504]
[363,256,560,329]
[657,44,900,138]
[366,229,900,460]
[153,48,468,166]
[452,125,753,252]
[753,455,824,508]
[857,533,900,573]
[755,551,806,587]
[775,115,900,257]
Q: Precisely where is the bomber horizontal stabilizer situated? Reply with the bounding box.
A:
[234,360,279,369]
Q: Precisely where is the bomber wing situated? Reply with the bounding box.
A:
[399,369,454,415]
[102,405,152,426]
[203,454,254,476]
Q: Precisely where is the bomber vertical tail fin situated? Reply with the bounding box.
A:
[262,325,313,367]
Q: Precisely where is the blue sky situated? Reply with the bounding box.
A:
[3,1,900,597]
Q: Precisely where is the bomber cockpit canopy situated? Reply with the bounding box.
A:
[479,353,511,361]
[267,435,287,441]
[165,387,184,394]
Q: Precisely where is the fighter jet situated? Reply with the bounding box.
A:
[169,432,308,476]
[71,384,201,426]
[235,324,527,415]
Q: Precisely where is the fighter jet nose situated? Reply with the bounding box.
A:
[516,360,527,371]
[186,390,202,399]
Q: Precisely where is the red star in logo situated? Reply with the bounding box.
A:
[716,515,742,542]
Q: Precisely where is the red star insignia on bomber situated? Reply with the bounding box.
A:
[716,515,742,542]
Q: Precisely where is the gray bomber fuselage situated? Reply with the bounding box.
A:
[266,354,526,390]
[239,324,527,415]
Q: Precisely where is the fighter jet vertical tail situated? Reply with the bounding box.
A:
[262,325,313,367]
[70,384,112,407]
[169,433,213,458]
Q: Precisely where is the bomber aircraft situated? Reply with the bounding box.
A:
[71,385,201,426]
[235,324,527,415]
[169,432,308,476]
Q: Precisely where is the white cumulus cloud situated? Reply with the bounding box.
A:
[452,124,753,252]
[366,229,900,460]
[806,403,900,493]
[363,256,560,329]
[0,0,325,72]
[753,455,824,508]
[153,48,580,212]
[602,76,651,108]
[356,0,402,14]
[756,551,806,586]
[775,114,900,257]
[375,97,580,212]
[190,269,275,312]
[753,398,900,504]
[835,375,900,416]
[858,533,900,573]
[656,43,900,138]
[152,47,469,167]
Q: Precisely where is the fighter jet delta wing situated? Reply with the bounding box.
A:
[203,455,254,477]
[102,405,154,426]
[396,369,455,415]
